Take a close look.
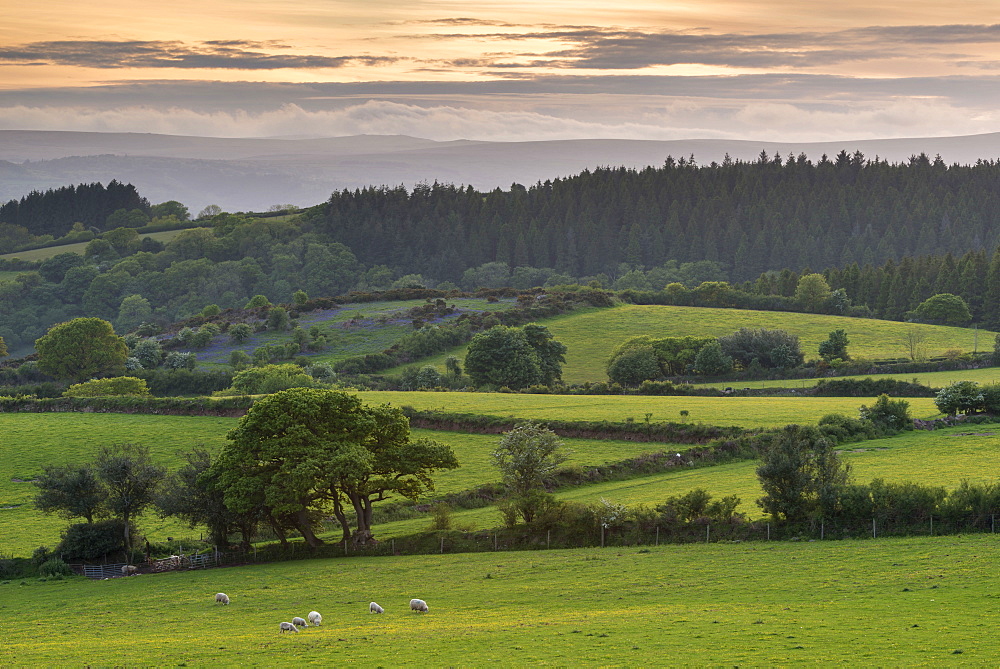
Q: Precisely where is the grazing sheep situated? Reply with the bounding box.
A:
[291,616,308,628]
[308,611,322,626]
[369,602,384,614]
[409,598,429,613]
[279,621,298,633]
[121,565,138,575]
[215,592,230,605]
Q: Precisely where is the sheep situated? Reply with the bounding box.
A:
[291,616,308,628]
[215,592,230,605]
[308,611,322,626]
[279,621,298,633]
[121,564,138,576]
[369,602,384,614]
[409,598,429,613]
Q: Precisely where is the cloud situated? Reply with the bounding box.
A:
[0,40,399,70]
[0,98,996,144]
[425,23,1000,71]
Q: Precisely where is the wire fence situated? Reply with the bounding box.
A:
[69,513,1000,577]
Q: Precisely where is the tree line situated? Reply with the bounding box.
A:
[310,151,1000,283]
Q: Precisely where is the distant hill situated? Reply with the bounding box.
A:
[4,130,1000,212]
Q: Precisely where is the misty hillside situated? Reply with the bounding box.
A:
[4,130,1000,213]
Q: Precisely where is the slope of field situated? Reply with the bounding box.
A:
[372,424,1000,537]
[382,304,993,384]
[0,412,686,556]
[2,535,999,665]
[357,391,942,428]
[694,366,1000,391]
[195,297,514,368]
[0,227,199,262]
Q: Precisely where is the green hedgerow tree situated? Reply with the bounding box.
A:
[907,293,972,326]
[818,329,850,361]
[464,326,540,389]
[212,388,457,545]
[693,340,733,375]
[492,422,568,524]
[756,425,851,523]
[35,317,129,383]
[63,376,151,398]
[859,394,913,433]
[934,381,984,416]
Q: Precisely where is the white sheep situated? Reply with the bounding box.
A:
[369,602,384,614]
[308,611,322,626]
[215,592,230,605]
[291,616,308,627]
[409,598,428,613]
[121,565,138,576]
[279,621,298,633]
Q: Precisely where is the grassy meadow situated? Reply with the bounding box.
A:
[0,412,690,556]
[2,535,1000,665]
[0,228,198,262]
[693,365,1000,391]
[373,424,1000,537]
[196,297,515,368]
[356,390,943,428]
[382,304,993,384]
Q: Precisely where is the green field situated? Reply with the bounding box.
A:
[694,366,1000,391]
[4,407,987,555]
[373,424,1000,537]
[356,390,943,428]
[0,412,692,556]
[197,297,515,368]
[384,304,993,384]
[2,535,999,665]
[0,228,200,262]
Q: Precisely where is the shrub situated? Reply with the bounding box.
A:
[38,558,73,578]
[164,351,197,370]
[229,363,315,395]
[607,345,661,385]
[859,394,913,433]
[934,381,984,416]
[56,519,130,561]
[718,327,804,369]
[63,376,151,398]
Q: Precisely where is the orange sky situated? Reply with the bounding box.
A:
[2,1,999,140]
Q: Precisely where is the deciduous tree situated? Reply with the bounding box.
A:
[35,317,128,383]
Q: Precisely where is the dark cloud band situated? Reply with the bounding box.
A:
[0,40,398,70]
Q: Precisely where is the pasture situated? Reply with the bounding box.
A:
[694,366,1000,391]
[383,304,993,384]
[0,412,688,556]
[195,297,515,368]
[373,424,1000,537]
[356,390,943,428]
[0,228,198,262]
[2,534,999,665]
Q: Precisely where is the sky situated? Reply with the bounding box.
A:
[2,1,1000,142]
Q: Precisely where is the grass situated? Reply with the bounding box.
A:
[2,534,1000,665]
[362,423,1000,538]
[695,365,1000,390]
[195,297,515,368]
[356,390,943,428]
[380,304,994,384]
[0,413,686,556]
[0,228,198,262]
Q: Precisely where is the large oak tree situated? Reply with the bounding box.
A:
[213,388,457,547]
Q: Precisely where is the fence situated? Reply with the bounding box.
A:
[66,513,1000,577]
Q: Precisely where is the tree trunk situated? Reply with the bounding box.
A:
[331,496,351,544]
[294,508,325,548]
[348,493,376,545]
[268,515,289,547]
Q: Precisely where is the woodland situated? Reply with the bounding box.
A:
[4,152,1000,355]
